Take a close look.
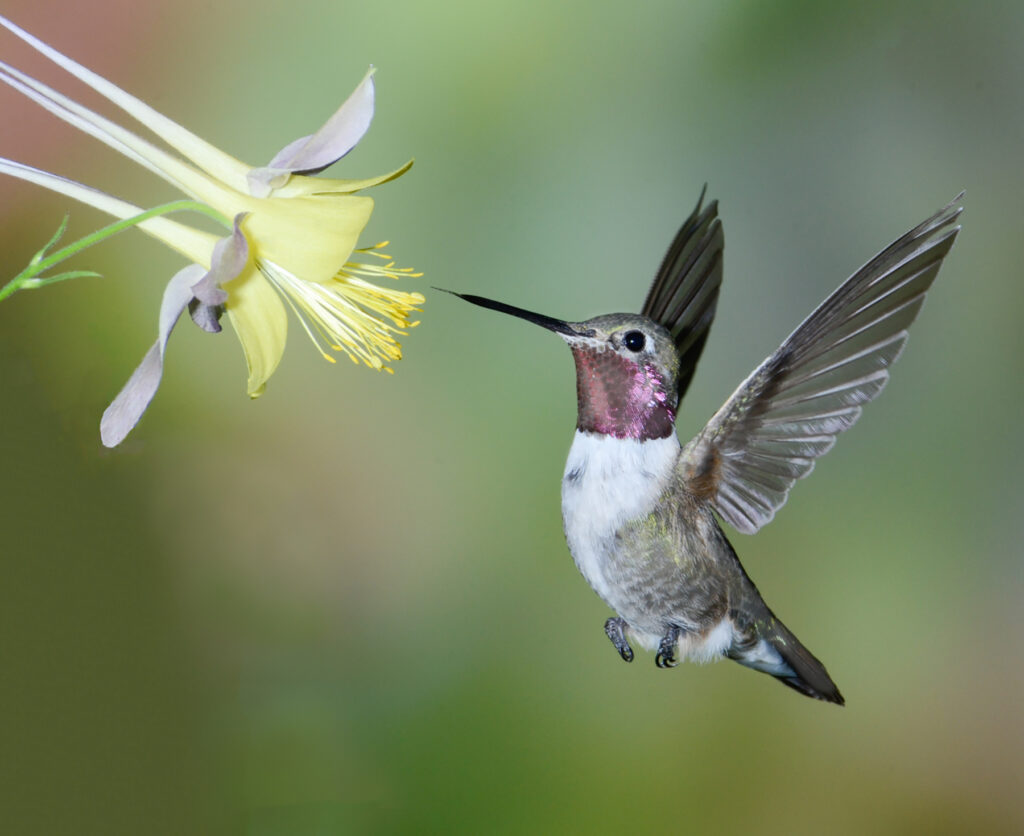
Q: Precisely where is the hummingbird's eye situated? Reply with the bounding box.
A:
[623,330,646,352]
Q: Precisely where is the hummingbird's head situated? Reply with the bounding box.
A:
[562,312,680,440]
[443,291,680,441]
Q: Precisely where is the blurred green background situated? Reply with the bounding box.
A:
[1,0,1021,833]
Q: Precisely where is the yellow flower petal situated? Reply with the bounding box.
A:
[242,194,374,285]
[224,265,288,397]
[272,160,414,198]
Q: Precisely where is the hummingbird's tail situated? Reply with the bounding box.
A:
[729,614,845,705]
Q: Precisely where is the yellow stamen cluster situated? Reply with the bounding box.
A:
[259,242,424,372]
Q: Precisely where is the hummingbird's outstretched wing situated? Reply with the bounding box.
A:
[679,194,963,535]
[641,186,724,402]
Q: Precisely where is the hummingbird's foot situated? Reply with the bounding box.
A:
[655,626,682,669]
[604,617,634,663]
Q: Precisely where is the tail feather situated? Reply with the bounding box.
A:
[770,627,845,705]
[730,616,844,706]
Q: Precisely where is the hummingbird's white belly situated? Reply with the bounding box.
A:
[560,431,754,664]
[561,430,680,614]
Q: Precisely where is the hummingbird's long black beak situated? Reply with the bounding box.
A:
[436,289,592,337]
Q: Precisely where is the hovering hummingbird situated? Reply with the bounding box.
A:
[445,189,962,704]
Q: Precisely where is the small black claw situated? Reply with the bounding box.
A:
[655,626,682,669]
[604,617,634,663]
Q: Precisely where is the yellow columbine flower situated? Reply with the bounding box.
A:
[0,15,423,446]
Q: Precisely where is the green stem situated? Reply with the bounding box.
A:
[0,200,232,304]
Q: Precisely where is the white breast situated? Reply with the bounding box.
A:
[560,431,679,606]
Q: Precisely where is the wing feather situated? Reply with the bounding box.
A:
[641,186,725,401]
[680,194,963,534]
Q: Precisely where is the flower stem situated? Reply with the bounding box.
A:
[0,200,232,304]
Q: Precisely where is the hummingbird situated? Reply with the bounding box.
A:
[445,189,962,705]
